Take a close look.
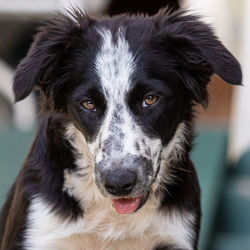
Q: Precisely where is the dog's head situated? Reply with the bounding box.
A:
[13,9,242,213]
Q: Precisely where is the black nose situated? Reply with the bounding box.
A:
[104,169,137,196]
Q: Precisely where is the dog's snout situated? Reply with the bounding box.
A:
[104,169,137,196]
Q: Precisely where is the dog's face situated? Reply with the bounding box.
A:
[13,10,241,213]
[67,27,191,212]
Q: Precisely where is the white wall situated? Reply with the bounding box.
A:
[182,0,233,49]
[0,0,110,14]
[229,0,250,160]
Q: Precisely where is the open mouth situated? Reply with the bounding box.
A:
[112,194,149,214]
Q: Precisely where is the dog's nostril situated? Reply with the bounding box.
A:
[105,181,134,195]
[105,184,116,194]
[123,183,134,191]
[104,169,137,196]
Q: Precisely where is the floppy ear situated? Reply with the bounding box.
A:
[155,10,242,105]
[13,11,92,108]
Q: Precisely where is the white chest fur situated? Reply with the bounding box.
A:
[24,196,194,250]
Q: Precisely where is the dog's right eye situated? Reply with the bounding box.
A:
[142,95,159,108]
[81,100,96,111]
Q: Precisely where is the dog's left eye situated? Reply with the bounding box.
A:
[142,95,159,108]
[81,100,96,111]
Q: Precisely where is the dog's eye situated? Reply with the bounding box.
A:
[142,95,159,107]
[81,100,96,111]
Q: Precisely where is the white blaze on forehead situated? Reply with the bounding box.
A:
[92,27,137,158]
[91,27,161,175]
[95,27,135,99]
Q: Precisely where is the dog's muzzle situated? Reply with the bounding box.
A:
[95,155,152,214]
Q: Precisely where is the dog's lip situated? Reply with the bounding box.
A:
[112,193,149,214]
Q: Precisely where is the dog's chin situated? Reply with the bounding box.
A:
[111,193,149,214]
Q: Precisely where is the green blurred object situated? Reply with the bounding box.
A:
[217,175,250,233]
[191,128,229,250]
[234,150,250,175]
[211,150,250,250]
[0,127,35,208]
[211,233,250,250]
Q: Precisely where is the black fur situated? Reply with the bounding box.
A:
[22,114,83,219]
[0,8,241,250]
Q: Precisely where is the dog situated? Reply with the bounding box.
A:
[0,8,242,250]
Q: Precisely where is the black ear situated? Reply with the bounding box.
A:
[154,10,242,104]
[13,11,92,105]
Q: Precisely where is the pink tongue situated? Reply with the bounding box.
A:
[112,197,141,214]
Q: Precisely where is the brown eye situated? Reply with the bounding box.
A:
[142,95,159,107]
[81,100,96,111]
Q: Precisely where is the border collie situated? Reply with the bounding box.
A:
[0,8,242,250]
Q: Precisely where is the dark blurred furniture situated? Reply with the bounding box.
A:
[107,0,180,15]
[0,15,44,68]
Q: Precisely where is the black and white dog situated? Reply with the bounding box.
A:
[0,8,242,250]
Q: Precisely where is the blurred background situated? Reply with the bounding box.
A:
[0,0,249,249]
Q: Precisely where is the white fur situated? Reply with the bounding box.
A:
[24,196,195,250]
[95,27,135,99]
[92,27,139,160]
[162,122,190,163]
[154,122,190,189]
